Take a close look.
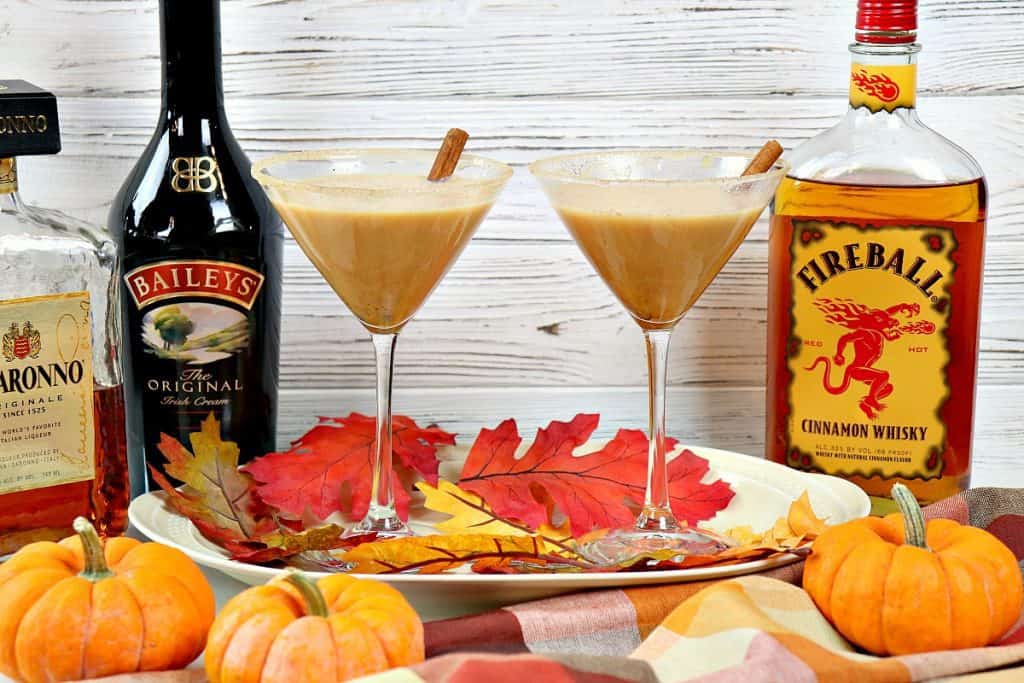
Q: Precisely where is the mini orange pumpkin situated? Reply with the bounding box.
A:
[804,484,1023,655]
[206,571,424,683]
[0,517,215,682]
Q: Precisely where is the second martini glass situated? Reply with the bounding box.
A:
[253,149,511,537]
[531,150,786,564]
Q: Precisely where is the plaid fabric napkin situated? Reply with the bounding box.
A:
[354,487,1024,683]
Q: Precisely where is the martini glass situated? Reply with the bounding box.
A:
[253,149,511,537]
[531,150,787,564]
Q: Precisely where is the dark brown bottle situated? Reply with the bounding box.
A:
[110,0,283,496]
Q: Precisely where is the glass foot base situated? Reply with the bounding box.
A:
[581,527,734,566]
[344,508,414,539]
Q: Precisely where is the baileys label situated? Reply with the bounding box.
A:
[124,260,264,310]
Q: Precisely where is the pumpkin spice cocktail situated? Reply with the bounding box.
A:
[531,143,786,564]
[252,131,511,538]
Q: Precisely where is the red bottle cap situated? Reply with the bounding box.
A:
[856,0,918,44]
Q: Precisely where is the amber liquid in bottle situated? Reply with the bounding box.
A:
[768,176,985,505]
[0,386,129,555]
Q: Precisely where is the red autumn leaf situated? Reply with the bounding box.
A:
[458,414,734,537]
[244,413,455,522]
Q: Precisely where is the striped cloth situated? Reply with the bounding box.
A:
[356,487,1024,682]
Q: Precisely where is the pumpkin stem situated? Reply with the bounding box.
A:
[892,483,928,549]
[285,570,329,618]
[73,516,115,582]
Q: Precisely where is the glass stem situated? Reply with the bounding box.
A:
[637,328,679,532]
[352,332,409,536]
[369,332,396,513]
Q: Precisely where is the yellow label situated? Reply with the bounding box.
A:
[0,292,95,495]
[785,220,953,480]
[849,63,916,113]
[0,158,16,195]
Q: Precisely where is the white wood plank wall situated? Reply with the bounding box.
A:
[5,1,1024,486]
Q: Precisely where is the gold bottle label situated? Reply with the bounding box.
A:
[0,292,95,495]
[0,158,17,195]
[849,63,916,113]
[784,219,954,480]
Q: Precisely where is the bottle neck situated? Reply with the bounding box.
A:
[160,0,224,119]
[847,42,920,114]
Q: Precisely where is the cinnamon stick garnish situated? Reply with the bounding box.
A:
[742,140,784,176]
[428,128,470,181]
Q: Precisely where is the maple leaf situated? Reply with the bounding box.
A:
[154,413,271,538]
[340,534,576,574]
[243,413,455,522]
[458,415,734,537]
[151,414,348,564]
[416,480,578,557]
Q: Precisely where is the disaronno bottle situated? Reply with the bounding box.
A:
[0,81,129,554]
[110,0,283,495]
[766,0,985,508]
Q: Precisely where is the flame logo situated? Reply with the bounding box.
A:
[851,69,900,103]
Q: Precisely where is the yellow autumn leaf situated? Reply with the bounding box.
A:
[723,525,761,546]
[340,534,556,574]
[416,480,579,557]
[787,491,828,538]
[723,490,827,551]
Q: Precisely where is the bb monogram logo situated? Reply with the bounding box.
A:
[170,156,221,193]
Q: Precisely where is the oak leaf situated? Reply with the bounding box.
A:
[458,414,734,537]
[244,413,455,522]
[416,480,578,557]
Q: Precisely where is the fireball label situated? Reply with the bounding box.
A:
[0,291,95,494]
[784,219,954,480]
[849,63,916,113]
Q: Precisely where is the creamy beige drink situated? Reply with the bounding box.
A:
[556,206,761,329]
[273,174,491,333]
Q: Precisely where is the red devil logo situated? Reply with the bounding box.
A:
[805,298,934,420]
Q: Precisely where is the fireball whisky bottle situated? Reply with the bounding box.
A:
[0,81,129,554]
[766,1,985,510]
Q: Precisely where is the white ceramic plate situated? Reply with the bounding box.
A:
[129,442,868,620]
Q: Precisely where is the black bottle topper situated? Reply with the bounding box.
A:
[0,80,61,157]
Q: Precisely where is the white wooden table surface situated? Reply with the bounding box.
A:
[4,0,1023,488]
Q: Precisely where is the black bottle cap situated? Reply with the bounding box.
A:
[0,80,61,157]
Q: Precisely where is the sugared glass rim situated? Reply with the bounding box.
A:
[251,148,513,195]
[529,149,789,188]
